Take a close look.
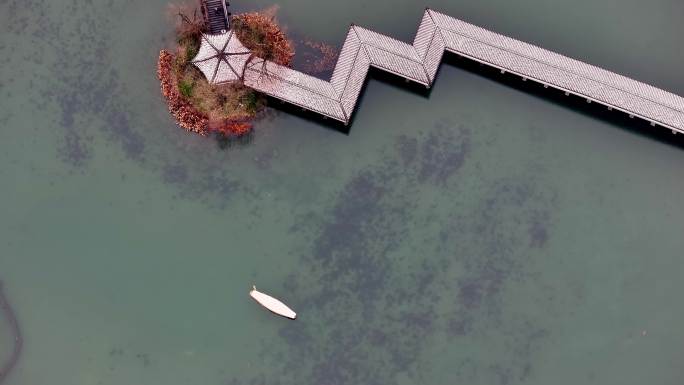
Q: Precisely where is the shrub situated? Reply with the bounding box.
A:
[178,80,193,97]
[157,50,209,135]
[231,12,294,66]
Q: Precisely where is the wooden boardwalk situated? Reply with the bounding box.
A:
[199,8,684,132]
[201,0,229,35]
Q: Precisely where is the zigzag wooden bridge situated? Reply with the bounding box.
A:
[192,8,684,133]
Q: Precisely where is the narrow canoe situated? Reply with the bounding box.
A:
[249,285,297,319]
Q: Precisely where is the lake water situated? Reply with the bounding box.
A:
[1,0,683,384]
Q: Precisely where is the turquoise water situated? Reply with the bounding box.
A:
[1,0,683,384]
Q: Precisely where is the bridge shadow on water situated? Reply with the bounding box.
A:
[441,52,684,150]
[263,67,433,135]
[265,52,684,150]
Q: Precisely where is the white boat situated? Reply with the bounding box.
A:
[249,285,297,319]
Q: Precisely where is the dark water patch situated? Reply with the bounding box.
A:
[489,364,514,385]
[161,163,188,185]
[426,165,556,382]
[22,0,147,164]
[408,259,438,299]
[153,145,257,209]
[247,118,554,385]
[103,105,145,161]
[57,129,93,168]
[201,172,241,207]
[417,119,470,185]
[395,135,417,165]
[308,168,418,305]
[0,110,11,129]
[528,210,550,248]
[513,325,548,382]
[445,178,554,322]
[254,120,480,384]
[457,278,485,310]
[393,118,471,186]
[272,167,435,384]
[489,322,549,384]
[1,0,38,35]
[447,310,473,336]
[182,166,247,209]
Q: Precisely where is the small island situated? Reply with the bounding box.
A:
[158,2,294,138]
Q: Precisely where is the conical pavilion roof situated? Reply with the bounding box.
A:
[191,31,252,84]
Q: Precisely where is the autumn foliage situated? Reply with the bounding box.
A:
[210,119,253,137]
[301,39,339,74]
[158,49,209,135]
[231,10,294,66]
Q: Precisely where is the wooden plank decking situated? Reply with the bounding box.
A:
[202,8,684,132]
[202,0,229,35]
